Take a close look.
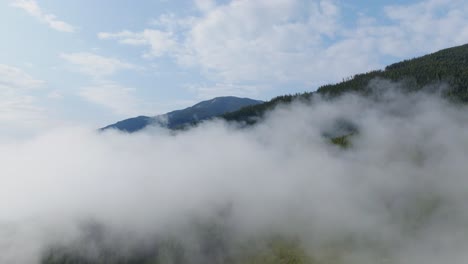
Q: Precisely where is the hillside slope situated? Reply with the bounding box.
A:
[222,43,468,124]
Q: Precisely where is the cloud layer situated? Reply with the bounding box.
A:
[2,84,468,263]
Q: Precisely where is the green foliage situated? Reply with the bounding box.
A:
[221,94,312,125]
[329,134,353,149]
[240,238,315,264]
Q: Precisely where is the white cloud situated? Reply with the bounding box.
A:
[60,53,144,116]
[341,0,468,59]
[178,0,344,83]
[0,64,44,89]
[0,95,41,121]
[194,0,217,12]
[60,52,139,77]
[379,0,468,56]
[98,0,346,86]
[179,0,468,84]
[47,90,64,100]
[98,30,177,58]
[79,81,139,116]
[10,0,75,33]
[149,13,196,31]
[60,53,145,116]
[99,0,468,96]
[0,64,49,136]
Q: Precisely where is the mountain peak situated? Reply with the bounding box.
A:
[101,96,263,132]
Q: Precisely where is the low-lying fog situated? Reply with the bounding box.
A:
[1,81,468,263]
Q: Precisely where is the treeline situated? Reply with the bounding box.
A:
[222,93,311,124]
[222,43,468,124]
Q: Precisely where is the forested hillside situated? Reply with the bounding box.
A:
[222,43,468,124]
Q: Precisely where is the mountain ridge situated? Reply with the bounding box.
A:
[101,96,263,132]
[103,43,468,131]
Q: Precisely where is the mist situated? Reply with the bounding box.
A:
[2,82,468,263]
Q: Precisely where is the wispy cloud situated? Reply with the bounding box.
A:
[60,53,144,116]
[47,90,64,100]
[60,52,139,77]
[0,64,48,135]
[0,64,44,89]
[78,81,139,116]
[98,30,177,58]
[10,0,75,33]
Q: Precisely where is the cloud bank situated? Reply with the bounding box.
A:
[1,83,468,263]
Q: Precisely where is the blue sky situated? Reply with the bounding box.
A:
[1,0,468,133]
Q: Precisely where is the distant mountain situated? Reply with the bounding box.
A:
[222,43,468,124]
[101,96,263,132]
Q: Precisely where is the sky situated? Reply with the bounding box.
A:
[1,0,468,131]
